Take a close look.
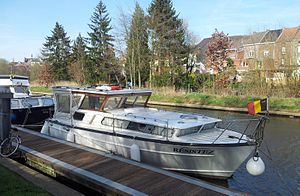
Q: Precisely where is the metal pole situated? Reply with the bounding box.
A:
[0,88,12,140]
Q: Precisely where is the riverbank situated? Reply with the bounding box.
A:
[150,92,300,118]
[0,158,83,196]
[0,159,49,195]
[30,86,300,118]
[148,101,300,118]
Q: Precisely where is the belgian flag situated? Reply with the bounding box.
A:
[247,98,268,115]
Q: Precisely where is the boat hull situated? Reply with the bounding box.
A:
[42,120,256,179]
[12,106,54,127]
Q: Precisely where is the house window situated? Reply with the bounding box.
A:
[264,50,269,57]
[281,59,285,65]
[249,50,254,57]
[282,47,286,54]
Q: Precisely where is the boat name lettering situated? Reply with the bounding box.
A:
[173,147,214,155]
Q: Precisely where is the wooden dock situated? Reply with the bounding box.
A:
[13,126,245,196]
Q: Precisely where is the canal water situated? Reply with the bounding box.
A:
[155,105,300,195]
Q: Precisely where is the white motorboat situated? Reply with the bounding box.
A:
[41,86,267,179]
[0,75,54,127]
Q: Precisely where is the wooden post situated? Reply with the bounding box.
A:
[0,88,12,140]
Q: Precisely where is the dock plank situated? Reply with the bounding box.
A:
[14,127,245,196]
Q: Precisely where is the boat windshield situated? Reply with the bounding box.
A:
[123,95,148,107]
[80,95,104,110]
[103,95,149,110]
[14,86,30,94]
[104,96,122,110]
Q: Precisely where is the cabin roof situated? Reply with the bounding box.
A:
[0,75,30,87]
[52,86,152,96]
[0,75,29,80]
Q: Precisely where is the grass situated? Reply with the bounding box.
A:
[0,165,50,196]
[30,86,52,94]
[150,91,300,112]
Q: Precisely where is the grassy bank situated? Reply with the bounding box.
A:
[30,86,52,94]
[151,92,300,112]
[30,86,300,113]
[0,164,49,196]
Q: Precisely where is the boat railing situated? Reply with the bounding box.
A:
[212,116,268,144]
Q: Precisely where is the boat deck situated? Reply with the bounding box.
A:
[13,126,246,196]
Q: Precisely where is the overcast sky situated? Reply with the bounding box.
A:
[1,0,300,61]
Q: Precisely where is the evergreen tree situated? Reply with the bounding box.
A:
[70,33,87,84]
[148,0,188,86]
[126,2,149,88]
[87,0,116,84]
[42,22,71,81]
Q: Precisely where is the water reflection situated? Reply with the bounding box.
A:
[154,105,300,195]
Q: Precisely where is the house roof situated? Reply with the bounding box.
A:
[292,27,300,41]
[196,38,210,62]
[242,31,267,45]
[276,26,299,42]
[261,29,282,43]
[196,35,243,62]
[229,35,244,49]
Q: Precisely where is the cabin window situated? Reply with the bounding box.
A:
[104,97,122,110]
[14,86,29,94]
[177,123,216,137]
[42,98,54,106]
[72,95,82,108]
[202,123,217,130]
[101,117,129,129]
[73,112,85,121]
[22,97,39,107]
[11,100,19,108]
[80,95,104,110]
[56,94,70,113]
[102,117,173,137]
[127,121,174,137]
[177,126,202,137]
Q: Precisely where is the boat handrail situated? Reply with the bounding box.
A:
[212,121,234,144]
[212,117,267,144]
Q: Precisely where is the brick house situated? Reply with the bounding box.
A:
[197,25,300,78]
[275,26,299,70]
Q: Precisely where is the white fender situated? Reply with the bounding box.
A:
[246,156,265,176]
[66,131,75,142]
[41,121,49,135]
[130,143,141,162]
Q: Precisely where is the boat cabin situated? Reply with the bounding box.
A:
[0,75,31,98]
[52,86,225,140]
[53,86,152,114]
